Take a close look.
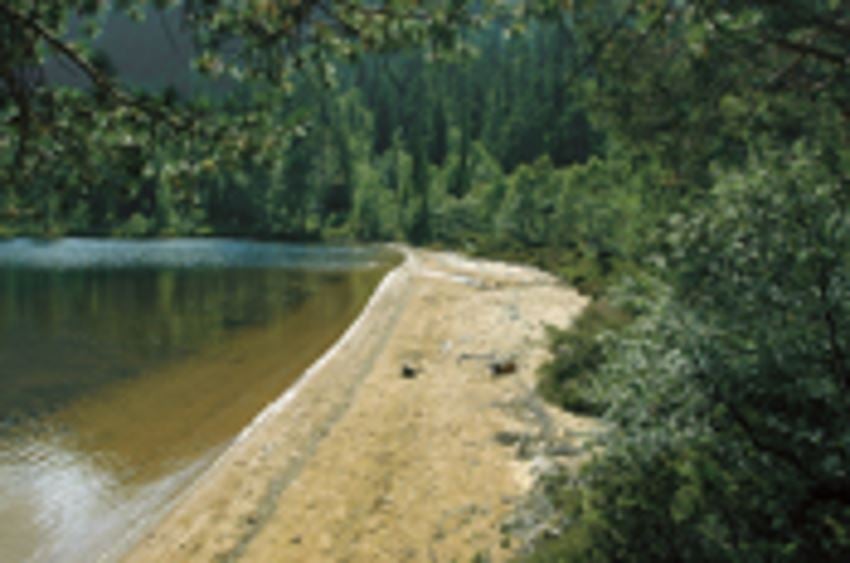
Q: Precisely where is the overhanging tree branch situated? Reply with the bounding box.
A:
[770,36,847,68]
[0,3,193,132]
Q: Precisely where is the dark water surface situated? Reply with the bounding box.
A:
[0,239,395,563]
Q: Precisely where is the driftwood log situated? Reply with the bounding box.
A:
[457,352,518,377]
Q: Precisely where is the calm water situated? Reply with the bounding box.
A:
[0,239,395,563]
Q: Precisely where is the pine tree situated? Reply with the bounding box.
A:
[429,98,448,166]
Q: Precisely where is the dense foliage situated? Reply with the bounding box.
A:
[531,2,850,561]
[0,0,490,237]
[3,1,850,561]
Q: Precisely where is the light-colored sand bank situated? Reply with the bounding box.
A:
[124,248,592,563]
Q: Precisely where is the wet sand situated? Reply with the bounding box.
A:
[124,248,592,562]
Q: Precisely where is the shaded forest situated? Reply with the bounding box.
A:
[2,1,850,561]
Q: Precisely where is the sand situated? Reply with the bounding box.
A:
[123,248,592,563]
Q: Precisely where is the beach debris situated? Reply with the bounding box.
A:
[457,352,496,365]
[493,431,525,447]
[545,442,581,458]
[528,455,558,477]
[457,351,518,376]
[401,363,420,379]
[489,357,517,377]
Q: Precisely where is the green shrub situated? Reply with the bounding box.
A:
[528,144,850,562]
[113,212,152,237]
[538,301,631,415]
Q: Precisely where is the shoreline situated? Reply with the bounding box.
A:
[123,248,593,562]
[226,244,412,450]
[96,247,407,563]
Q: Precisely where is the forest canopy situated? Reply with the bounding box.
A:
[2,1,850,561]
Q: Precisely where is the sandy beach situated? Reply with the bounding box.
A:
[123,248,592,563]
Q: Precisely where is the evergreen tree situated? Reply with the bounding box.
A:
[406,88,431,244]
[429,98,448,166]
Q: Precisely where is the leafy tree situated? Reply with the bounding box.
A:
[547,146,850,562]
[495,157,557,247]
[523,2,850,562]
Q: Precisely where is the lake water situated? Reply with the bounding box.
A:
[0,239,395,563]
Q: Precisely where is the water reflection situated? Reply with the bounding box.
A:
[0,432,219,563]
[0,239,394,562]
[0,267,316,419]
